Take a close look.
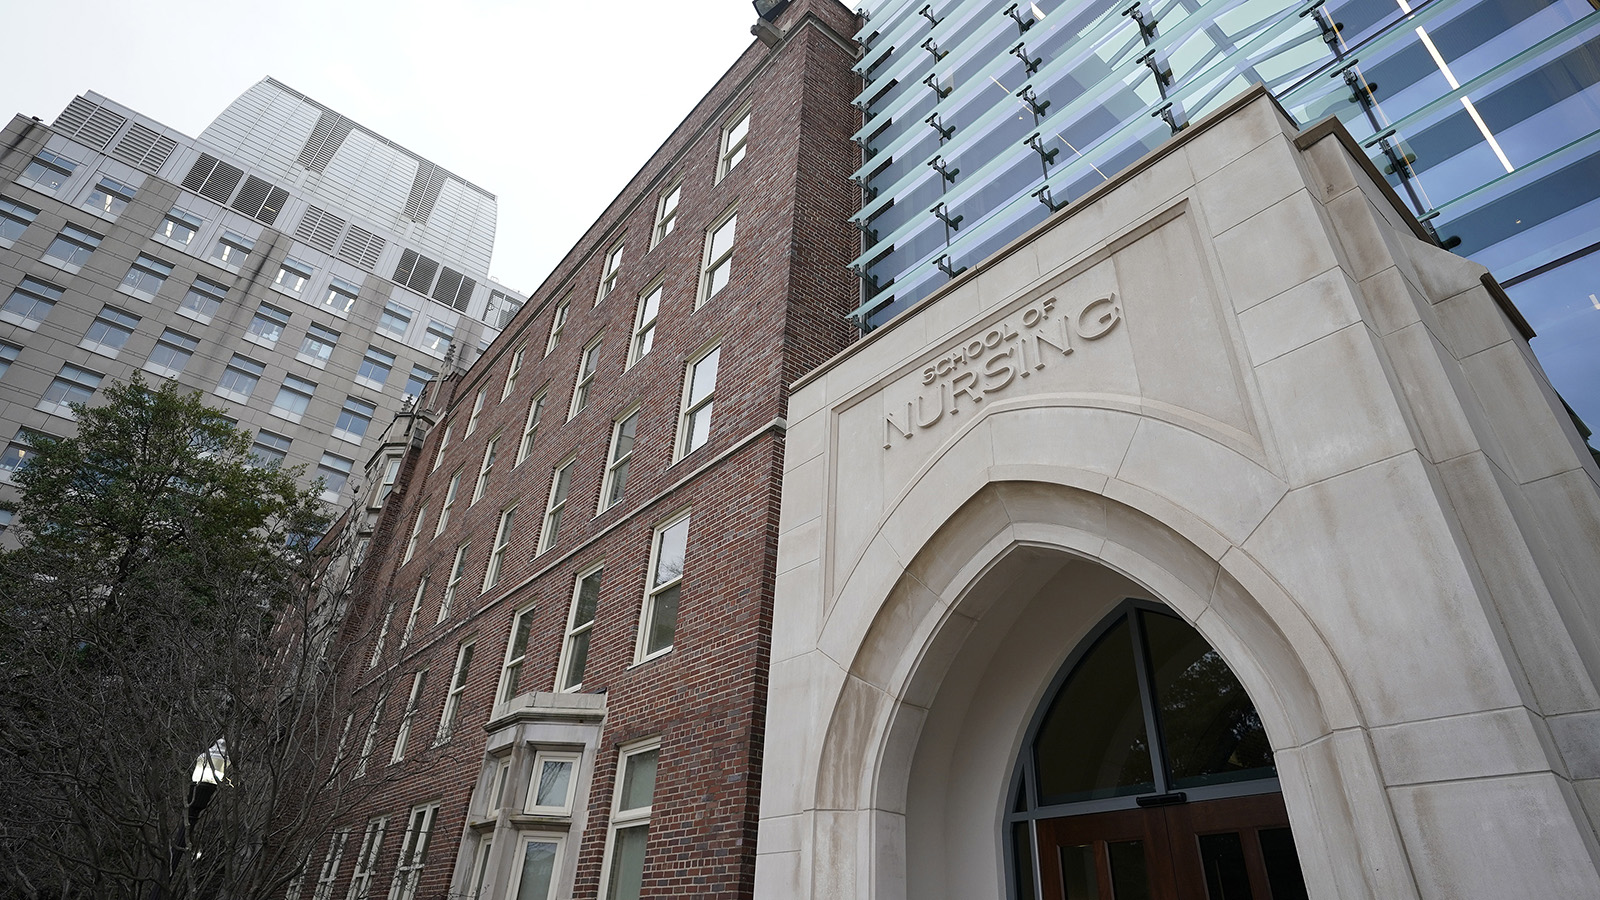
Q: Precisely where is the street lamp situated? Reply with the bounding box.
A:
[188,738,228,830]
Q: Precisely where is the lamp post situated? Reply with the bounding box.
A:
[151,739,228,900]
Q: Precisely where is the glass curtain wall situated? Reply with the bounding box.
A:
[852,0,1600,425]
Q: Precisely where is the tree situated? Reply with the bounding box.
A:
[0,377,397,900]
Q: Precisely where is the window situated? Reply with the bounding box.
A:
[601,741,660,900]
[402,504,428,564]
[346,817,388,900]
[653,184,681,246]
[299,323,340,366]
[38,364,102,418]
[84,176,135,217]
[318,452,354,501]
[312,827,351,900]
[390,671,427,765]
[503,345,527,400]
[379,299,414,338]
[600,410,639,512]
[275,257,313,295]
[466,837,495,900]
[19,150,76,192]
[719,108,750,179]
[179,276,229,323]
[557,566,602,691]
[497,604,538,706]
[639,513,689,660]
[422,321,454,357]
[525,751,580,815]
[389,803,438,900]
[678,345,719,457]
[0,431,41,478]
[629,283,662,367]
[597,241,625,304]
[517,391,547,464]
[216,354,266,402]
[80,306,139,357]
[435,469,462,536]
[334,397,377,443]
[158,209,202,246]
[145,329,198,378]
[118,254,173,300]
[404,364,435,401]
[354,693,385,779]
[432,421,453,472]
[323,276,360,314]
[350,347,395,391]
[273,375,317,422]
[508,833,565,900]
[436,643,473,743]
[466,387,488,436]
[398,576,428,653]
[210,230,253,268]
[370,601,398,670]
[1,277,62,328]
[439,543,470,622]
[250,430,292,468]
[539,459,574,554]
[0,342,19,379]
[486,289,522,329]
[484,507,515,593]
[247,303,292,346]
[0,197,39,245]
[472,436,499,504]
[570,336,602,419]
[699,211,737,304]
[546,293,570,356]
[43,223,102,271]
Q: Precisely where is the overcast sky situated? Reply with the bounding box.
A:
[0,0,764,297]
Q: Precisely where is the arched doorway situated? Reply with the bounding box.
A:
[1007,601,1309,900]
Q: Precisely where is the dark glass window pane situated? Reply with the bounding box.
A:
[1033,618,1155,805]
[1013,822,1036,899]
[1142,612,1276,790]
[1259,827,1310,900]
[1198,832,1253,900]
[1108,840,1151,900]
[1060,842,1099,900]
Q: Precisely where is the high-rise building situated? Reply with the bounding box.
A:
[0,79,527,522]
[847,0,1600,428]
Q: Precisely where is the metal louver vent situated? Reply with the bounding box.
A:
[295,206,347,253]
[111,124,178,173]
[181,154,217,192]
[232,176,273,218]
[258,186,288,225]
[54,97,128,150]
[433,268,475,311]
[297,112,356,174]
[394,249,419,285]
[183,155,244,204]
[337,225,385,271]
[55,97,96,135]
[403,164,448,224]
[392,249,440,294]
[455,277,477,312]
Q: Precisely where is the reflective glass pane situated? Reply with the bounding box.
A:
[514,839,557,900]
[1060,842,1098,900]
[1033,618,1155,805]
[1198,832,1253,900]
[608,824,648,900]
[1108,840,1151,900]
[619,748,659,812]
[1259,827,1310,900]
[1013,822,1037,899]
[536,759,573,808]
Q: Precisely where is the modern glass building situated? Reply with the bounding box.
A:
[849,0,1600,424]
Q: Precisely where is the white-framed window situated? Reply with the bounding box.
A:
[299,322,340,367]
[569,336,602,420]
[358,346,395,390]
[0,430,43,480]
[390,670,428,764]
[507,832,566,900]
[503,345,527,400]
[388,803,438,900]
[272,375,317,423]
[432,421,453,472]
[546,293,570,356]
[629,282,662,368]
[246,302,291,346]
[84,175,136,218]
[38,364,103,418]
[0,342,17,380]
[486,756,512,815]
[275,257,314,296]
[422,321,454,358]
[334,396,377,443]
[354,692,386,779]
[599,740,660,900]
[435,469,463,536]
[345,817,388,900]
[466,836,494,900]
[484,508,516,594]
[379,299,413,338]
[43,223,102,272]
[556,565,602,692]
[538,458,575,555]
[638,513,689,661]
[599,410,639,513]
[0,197,39,246]
[1,277,62,329]
[486,289,522,329]
[677,345,719,458]
[402,504,428,564]
[179,276,229,323]
[145,328,198,378]
[119,254,173,300]
[216,354,265,403]
[19,149,76,192]
[524,751,580,816]
[250,431,291,468]
[399,576,428,653]
[597,241,625,304]
[518,391,547,464]
[436,643,474,743]
[698,210,737,305]
[80,305,139,357]
[210,230,253,268]
[497,604,537,706]
[439,542,471,623]
[404,364,435,402]
[318,452,354,501]
[323,276,360,315]
[653,183,681,246]
[369,600,398,669]
[466,386,488,436]
[718,107,750,180]
[157,209,202,246]
[312,826,352,900]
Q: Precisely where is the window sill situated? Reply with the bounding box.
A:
[630,647,672,669]
[0,312,41,330]
[269,408,304,424]
[80,203,123,222]
[270,285,304,302]
[153,234,197,255]
[78,340,121,360]
[176,308,213,325]
[42,258,83,276]
[143,362,183,380]
[295,352,329,369]
[242,333,278,350]
[116,284,158,303]
[35,401,77,420]
[331,428,366,445]
[355,375,386,393]
[214,388,253,404]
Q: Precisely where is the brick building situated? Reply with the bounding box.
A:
[309,3,862,899]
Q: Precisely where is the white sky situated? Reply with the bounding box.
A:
[0,0,761,297]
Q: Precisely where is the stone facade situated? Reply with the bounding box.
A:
[757,87,1600,899]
